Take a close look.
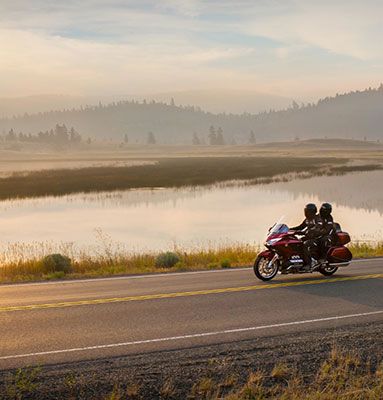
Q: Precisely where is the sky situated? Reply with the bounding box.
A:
[0,0,382,100]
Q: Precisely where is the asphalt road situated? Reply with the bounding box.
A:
[0,258,382,370]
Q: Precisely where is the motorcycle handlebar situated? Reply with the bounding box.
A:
[288,230,304,235]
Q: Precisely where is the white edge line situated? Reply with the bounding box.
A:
[0,257,381,289]
[1,310,382,361]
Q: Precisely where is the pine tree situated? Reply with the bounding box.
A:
[147,131,156,144]
[249,130,256,144]
[69,127,81,143]
[192,132,200,145]
[216,127,224,145]
[208,125,216,145]
[6,129,16,141]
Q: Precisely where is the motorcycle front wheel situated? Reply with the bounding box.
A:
[319,265,338,276]
[254,254,279,281]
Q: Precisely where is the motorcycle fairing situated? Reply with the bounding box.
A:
[258,249,276,260]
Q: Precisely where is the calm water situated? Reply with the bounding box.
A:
[0,170,382,255]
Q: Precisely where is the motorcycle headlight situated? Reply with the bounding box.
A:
[266,237,282,246]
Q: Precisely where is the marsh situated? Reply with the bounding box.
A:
[0,170,381,258]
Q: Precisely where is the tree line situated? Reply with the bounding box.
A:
[0,124,86,145]
[0,85,382,143]
[122,126,256,146]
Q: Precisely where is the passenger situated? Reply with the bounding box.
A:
[290,203,324,269]
[318,202,334,260]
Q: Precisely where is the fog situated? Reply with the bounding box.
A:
[0,86,382,144]
[0,90,293,119]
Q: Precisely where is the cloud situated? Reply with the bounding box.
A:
[0,28,257,96]
[0,0,381,98]
[239,0,383,60]
[156,0,203,17]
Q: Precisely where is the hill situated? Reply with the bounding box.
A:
[142,89,293,114]
[0,90,292,119]
[0,86,382,144]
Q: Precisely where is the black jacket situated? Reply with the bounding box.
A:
[291,215,324,239]
[321,215,334,235]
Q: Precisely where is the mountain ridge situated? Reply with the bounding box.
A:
[0,85,382,144]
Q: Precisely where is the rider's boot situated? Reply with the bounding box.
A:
[302,258,316,272]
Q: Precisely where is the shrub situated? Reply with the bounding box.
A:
[220,259,231,268]
[154,252,180,268]
[174,261,186,271]
[40,254,72,274]
[44,271,66,280]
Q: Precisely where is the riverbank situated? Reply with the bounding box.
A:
[0,241,381,283]
[0,156,375,200]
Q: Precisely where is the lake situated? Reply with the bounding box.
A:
[0,170,382,258]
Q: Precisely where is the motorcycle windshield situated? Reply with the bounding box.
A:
[269,223,289,235]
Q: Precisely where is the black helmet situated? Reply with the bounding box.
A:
[320,202,332,218]
[304,203,317,218]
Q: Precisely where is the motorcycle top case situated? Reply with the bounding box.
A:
[327,246,352,263]
[336,232,351,245]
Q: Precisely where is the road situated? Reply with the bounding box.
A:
[0,258,382,370]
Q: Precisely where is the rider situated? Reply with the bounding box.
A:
[290,203,324,269]
[318,202,334,260]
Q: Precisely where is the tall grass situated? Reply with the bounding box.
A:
[349,241,383,258]
[0,156,352,200]
[0,239,259,283]
[0,237,382,283]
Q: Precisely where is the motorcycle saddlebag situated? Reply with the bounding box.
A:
[327,246,353,263]
[336,232,351,245]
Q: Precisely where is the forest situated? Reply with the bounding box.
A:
[0,85,382,144]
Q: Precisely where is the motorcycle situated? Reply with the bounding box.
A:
[253,219,352,281]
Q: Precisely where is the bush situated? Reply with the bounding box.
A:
[44,271,66,280]
[40,254,72,274]
[154,252,180,268]
[220,259,231,268]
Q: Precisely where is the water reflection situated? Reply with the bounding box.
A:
[0,170,382,252]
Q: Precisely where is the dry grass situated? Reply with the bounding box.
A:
[0,238,382,283]
[196,349,383,400]
[2,348,382,399]
[208,349,382,399]
[159,379,177,399]
[0,237,259,283]
[191,377,218,400]
[349,241,383,258]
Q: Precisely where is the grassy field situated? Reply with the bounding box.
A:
[1,156,380,200]
[0,241,381,283]
[0,138,382,159]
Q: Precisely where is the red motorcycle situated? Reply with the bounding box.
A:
[254,220,352,281]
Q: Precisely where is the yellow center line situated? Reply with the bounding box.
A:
[0,273,382,313]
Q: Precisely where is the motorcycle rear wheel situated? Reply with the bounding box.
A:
[254,254,279,281]
[319,265,338,276]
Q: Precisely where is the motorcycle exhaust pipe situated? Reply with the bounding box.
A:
[328,262,350,267]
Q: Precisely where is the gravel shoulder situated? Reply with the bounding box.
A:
[1,321,382,399]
